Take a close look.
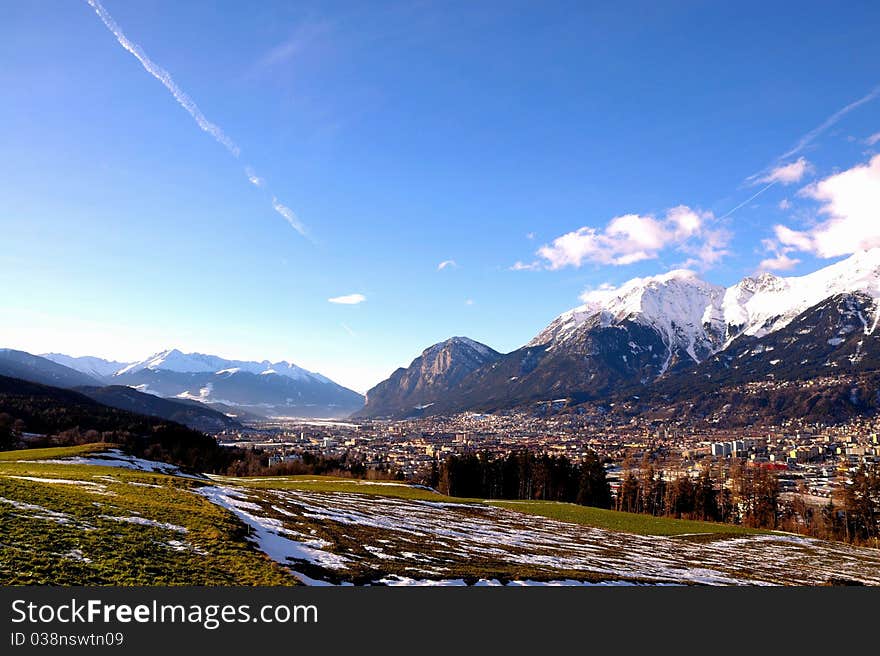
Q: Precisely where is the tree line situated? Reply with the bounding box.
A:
[782,462,880,546]
[616,459,779,528]
[426,451,612,508]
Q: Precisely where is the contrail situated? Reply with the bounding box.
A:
[778,84,880,161]
[85,0,309,238]
[746,83,880,183]
[272,197,308,237]
[730,83,879,217]
[244,166,264,187]
[718,181,776,220]
[86,0,240,156]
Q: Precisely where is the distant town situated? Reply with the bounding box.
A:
[216,401,880,508]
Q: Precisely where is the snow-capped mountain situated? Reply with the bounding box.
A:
[354,337,501,418]
[41,353,131,380]
[529,270,727,373]
[37,348,362,419]
[359,248,880,418]
[115,349,330,383]
[109,349,361,419]
[532,248,880,368]
[719,249,880,343]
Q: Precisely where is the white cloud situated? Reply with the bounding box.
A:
[758,252,800,271]
[464,299,475,306]
[437,260,457,271]
[526,232,536,240]
[510,260,541,271]
[774,225,814,251]
[778,198,791,210]
[759,157,812,185]
[666,205,702,238]
[578,282,617,303]
[678,228,731,269]
[772,154,880,259]
[536,205,727,270]
[272,197,307,237]
[328,294,366,305]
[245,166,264,187]
[758,236,801,272]
[867,132,880,146]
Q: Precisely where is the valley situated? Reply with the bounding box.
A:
[3,444,879,586]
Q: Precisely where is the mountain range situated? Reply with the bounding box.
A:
[0,350,240,432]
[0,348,364,422]
[358,249,880,419]
[6,249,880,425]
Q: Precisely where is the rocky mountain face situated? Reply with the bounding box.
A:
[355,337,501,418]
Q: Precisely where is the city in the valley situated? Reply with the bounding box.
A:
[219,402,880,510]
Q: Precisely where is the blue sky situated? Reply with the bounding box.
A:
[1,0,879,392]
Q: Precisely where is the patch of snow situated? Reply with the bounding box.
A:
[5,476,113,495]
[99,515,188,532]
[196,486,349,582]
[31,449,201,478]
[0,496,73,524]
[378,576,468,586]
[64,548,92,563]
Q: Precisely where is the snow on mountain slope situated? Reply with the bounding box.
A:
[721,248,880,344]
[41,353,131,380]
[115,349,330,383]
[529,270,727,371]
[528,248,880,368]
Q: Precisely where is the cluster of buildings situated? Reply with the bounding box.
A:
[215,409,880,502]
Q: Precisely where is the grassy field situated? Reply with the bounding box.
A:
[214,474,475,501]
[3,446,877,586]
[0,443,113,461]
[0,446,294,585]
[217,473,764,537]
[487,500,765,536]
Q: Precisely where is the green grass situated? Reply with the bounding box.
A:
[0,446,867,586]
[221,473,765,537]
[215,474,475,502]
[487,500,767,536]
[0,446,294,586]
[0,443,115,461]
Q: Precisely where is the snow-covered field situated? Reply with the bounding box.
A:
[24,449,196,477]
[8,449,880,586]
[196,484,880,586]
